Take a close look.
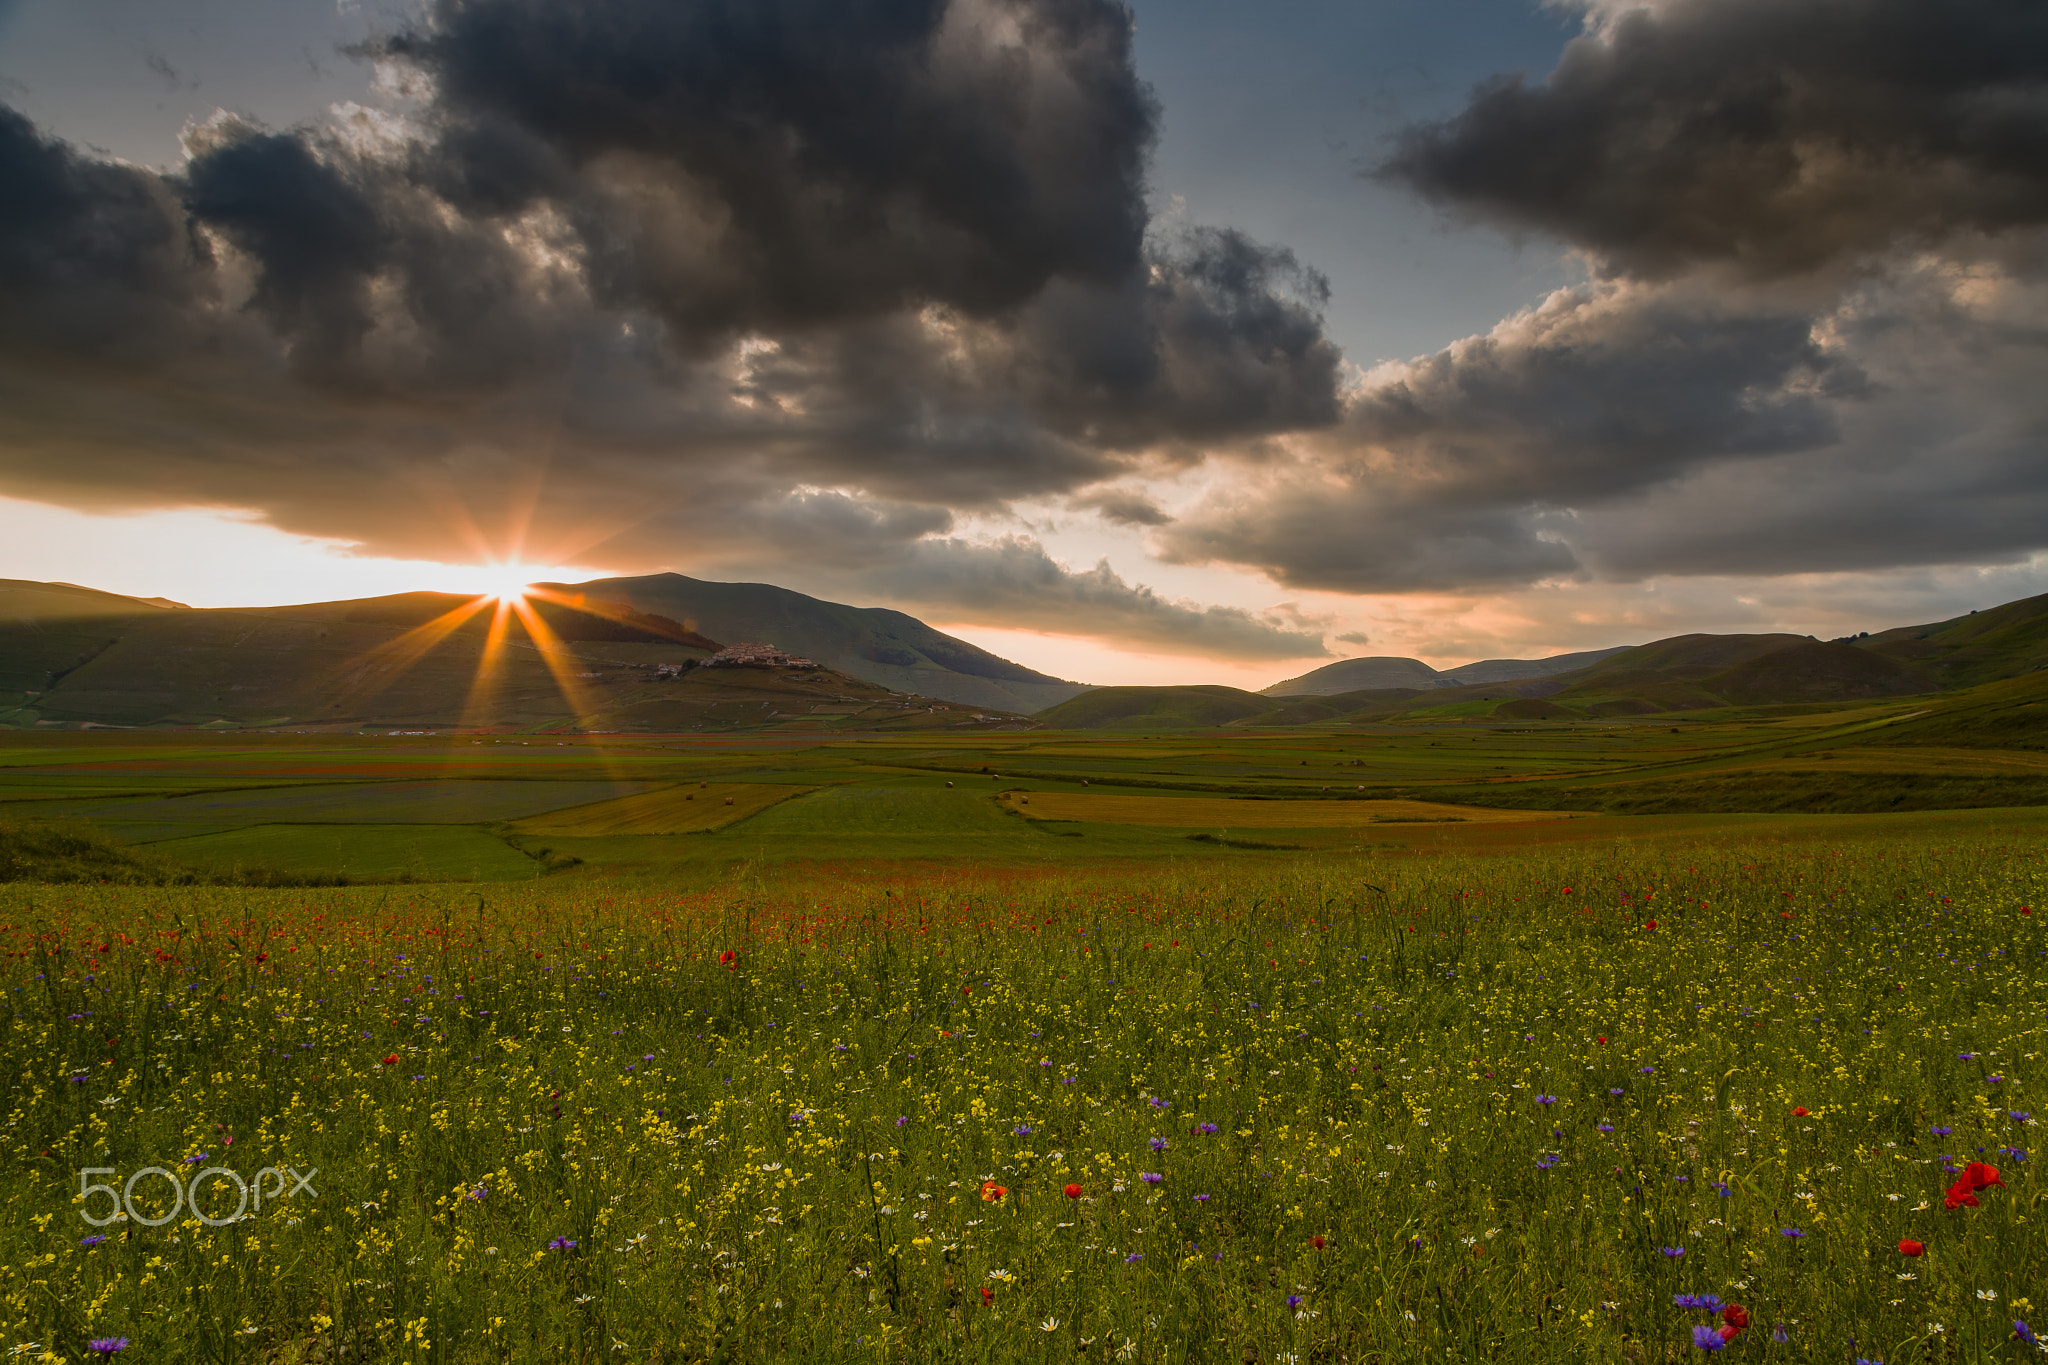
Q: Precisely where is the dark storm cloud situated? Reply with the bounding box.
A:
[380,0,1157,333]
[1380,0,2048,279]
[1159,280,1857,592]
[0,0,1349,652]
[1151,0,2048,597]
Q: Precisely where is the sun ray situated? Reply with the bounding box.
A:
[507,593,606,730]
[306,593,498,721]
[459,595,522,731]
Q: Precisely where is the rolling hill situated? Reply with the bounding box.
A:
[1261,645,1633,697]
[0,582,1030,732]
[1033,593,2048,730]
[542,573,1087,713]
[1032,685,1273,730]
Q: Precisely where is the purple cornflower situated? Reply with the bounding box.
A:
[1013,1124,1032,1137]
[642,1054,654,1061]
[1674,1294,1723,1311]
[1959,1052,1979,1061]
[80,1234,107,1248]
[468,1184,488,1200]
[1609,1087,1624,1096]
[895,1116,909,1127]
[1535,1155,1560,1170]
[1640,1066,1655,1074]
[86,1339,128,1357]
[1932,1125,1952,1136]
[1287,1295,1302,1309]
[182,1153,209,1165]
[1140,1172,1163,1185]
[1771,1325,1790,1344]
[1779,1227,1806,1239]
[2014,1321,2037,1347]
[1714,1183,1733,1197]
[1597,1123,1615,1133]
[1193,1193,1211,1203]
[1196,1122,1218,1135]
[1692,1325,1727,1352]
[1536,1095,1556,1106]
[1660,1246,1686,1258]
[1124,1252,1143,1264]
[2012,1111,2032,1122]
[1149,1137,1169,1152]
[1148,1097,1170,1109]
[548,1237,578,1250]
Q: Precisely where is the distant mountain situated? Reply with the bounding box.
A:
[549,573,1088,713]
[0,579,187,618]
[1260,656,1443,696]
[1032,685,1271,730]
[0,582,1028,732]
[1035,593,2048,729]
[1437,646,1639,686]
[1261,645,1633,697]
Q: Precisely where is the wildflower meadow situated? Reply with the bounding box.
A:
[1,839,2042,1362]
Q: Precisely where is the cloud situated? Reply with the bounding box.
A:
[1333,630,1371,646]
[0,0,1343,571]
[1157,276,1861,591]
[1380,0,2048,279]
[1151,0,2048,598]
[784,534,1331,661]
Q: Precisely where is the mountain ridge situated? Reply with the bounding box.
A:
[1261,645,1635,697]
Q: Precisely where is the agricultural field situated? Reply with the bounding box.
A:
[0,840,2041,1362]
[0,702,2044,886]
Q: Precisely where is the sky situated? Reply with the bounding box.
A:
[1,0,2043,687]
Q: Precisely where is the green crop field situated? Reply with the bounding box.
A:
[148,823,544,883]
[512,784,815,836]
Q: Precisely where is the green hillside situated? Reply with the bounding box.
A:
[552,573,1087,713]
[0,583,1030,733]
[1032,684,1271,729]
[1857,590,2048,687]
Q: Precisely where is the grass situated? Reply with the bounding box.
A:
[511,784,815,836]
[1004,792,1579,828]
[0,837,2041,1363]
[149,823,542,883]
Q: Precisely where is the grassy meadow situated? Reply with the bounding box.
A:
[0,728,2043,1360]
[0,836,2042,1363]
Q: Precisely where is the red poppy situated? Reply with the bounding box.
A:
[1718,1325,1741,1343]
[980,1287,993,1305]
[1560,887,1573,895]
[1791,1106,1809,1117]
[1898,1239,1924,1257]
[1963,1161,2004,1190]
[718,950,737,970]
[381,1053,398,1066]
[2022,905,2033,916]
[1643,920,1658,931]
[980,1181,1007,1202]
[1721,1304,1750,1332]
[1064,1184,1082,1199]
[1944,1182,1979,1210]
[1595,1036,1607,1045]
[1310,1235,1326,1250]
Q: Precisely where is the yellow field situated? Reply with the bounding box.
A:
[511,782,814,835]
[1001,791,1583,827]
